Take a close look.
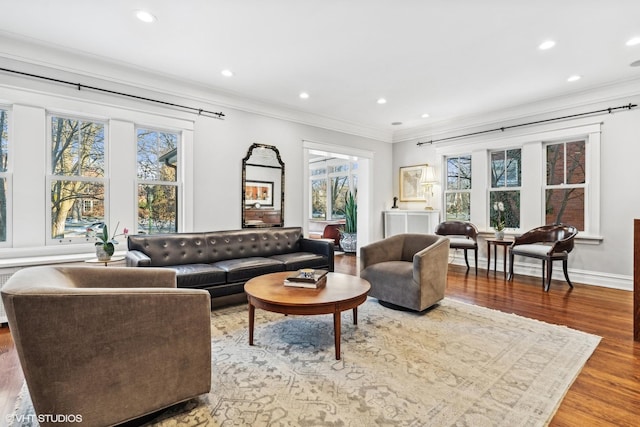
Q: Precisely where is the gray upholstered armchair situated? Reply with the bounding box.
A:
[360,234,450,311]
[1,266,212,427]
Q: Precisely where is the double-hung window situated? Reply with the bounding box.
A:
[444,155,472,221]
[0,108,10,244]
[489,148,521,229]
[545,140,586,230]
[136,127,180,234]
[309,156,357,220]
[48,115,106,244]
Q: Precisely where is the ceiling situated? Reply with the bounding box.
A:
[1,0,640,141]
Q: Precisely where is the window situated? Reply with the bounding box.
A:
[49,115,106,243]
[545,140,586,230]
[309,157,357,220]
[489,149,521,229]
[0,108,9,243]
[444,155,471,221]
[137,127,179,234]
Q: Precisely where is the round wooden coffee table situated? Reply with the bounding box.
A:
[244,271,370,360]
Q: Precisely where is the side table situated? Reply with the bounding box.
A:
[85,255,126,267]
[486,238,513,277]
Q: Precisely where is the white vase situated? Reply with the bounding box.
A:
[495,230,505,240]
[96,245,112,261]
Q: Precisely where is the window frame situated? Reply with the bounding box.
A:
[488,147,522,230]
[0,106,12,247]
[444,154,472,221]
[308,156,358,221]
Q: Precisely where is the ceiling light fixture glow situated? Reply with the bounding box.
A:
[421,113,430,118]
[377,98,387,104]
[538,40,556,50]
[221,69,234,77]
[299,92,309,99]
[567,75,581,82]
[626,37,640,46]
[135,10,156,23]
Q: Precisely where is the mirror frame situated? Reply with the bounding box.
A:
[242,143,285,228]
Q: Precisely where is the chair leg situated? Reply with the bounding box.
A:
[463,249,470,271]
[563,259,573,288]
[541,260,546,288]
[508,250,514,280]
[474,248,478,275]
[545,258,553,292]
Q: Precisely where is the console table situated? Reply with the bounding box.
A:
[383,210,440,238]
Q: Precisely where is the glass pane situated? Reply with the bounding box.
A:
[51,180,104,240]
[545,188,584,230]
[446,157,459,190]
[51,117,105,177]
[546,144,564,185]
[489,191,520,229]
[491,151,505,188]
[445,192,470,221]
[137,129,178,182]
[506,149,521,187]
[0,177,6,242]
[331,176,349,219]
[311,179,326,219]
[138,184,178,234]
[566,141,586,184]
[0,109,8,173]
[458,155,472,189]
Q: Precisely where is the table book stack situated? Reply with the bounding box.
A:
[284,269,328,288]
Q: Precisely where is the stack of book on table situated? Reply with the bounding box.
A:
[284,269,328,288]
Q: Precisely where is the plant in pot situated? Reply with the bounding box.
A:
[339,191,357,253]
[92,222,128,261]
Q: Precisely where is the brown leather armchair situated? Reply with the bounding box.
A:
[508,223,578,291]
[435,221,479,274]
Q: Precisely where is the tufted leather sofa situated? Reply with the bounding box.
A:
[126,227,334,300]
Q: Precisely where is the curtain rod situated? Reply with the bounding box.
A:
[417,102,637,146]
[0,67,225,119]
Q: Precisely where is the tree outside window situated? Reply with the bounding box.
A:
[309,157,357,221]
[445,155,471,221]
[545,141,585,230]
[0,109,9,242]
[137,128,179,234]
[489,149,521,229]
[49,116,106,242]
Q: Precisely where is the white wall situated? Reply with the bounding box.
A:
[393,96,640,290]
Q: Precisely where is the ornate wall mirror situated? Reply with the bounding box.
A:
[242,143,285,228]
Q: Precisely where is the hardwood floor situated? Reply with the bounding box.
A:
[1,255,638,426]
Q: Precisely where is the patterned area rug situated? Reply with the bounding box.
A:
[10,298,600,426]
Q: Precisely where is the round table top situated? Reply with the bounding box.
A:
[244,271,370,307]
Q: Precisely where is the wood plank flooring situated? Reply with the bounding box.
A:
[1,254,638,426]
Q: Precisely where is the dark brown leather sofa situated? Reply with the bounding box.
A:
[126,227,334,300]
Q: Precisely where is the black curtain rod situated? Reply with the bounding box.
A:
[417,103,637,146]
[0,67,225,119]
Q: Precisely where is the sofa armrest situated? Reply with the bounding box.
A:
[62,266,177,289]
[300,238,335,271]
[360,235,404,271]
[126,250,152,267]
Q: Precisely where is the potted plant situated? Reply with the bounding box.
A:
[339,191,357,253]
[492,201,505,240]
[92,222,128,261]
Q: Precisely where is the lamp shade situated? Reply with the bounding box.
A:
[421,166,437,184]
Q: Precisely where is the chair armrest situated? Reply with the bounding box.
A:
[126,250,152,267]
[414,236,450,285]
[300,238,335,271]
[360,235,404,271]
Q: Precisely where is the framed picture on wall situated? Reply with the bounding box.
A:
[399,164,427,201]
[245,180,274,206]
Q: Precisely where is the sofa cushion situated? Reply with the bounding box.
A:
[164,264,227,288]
[205,228,303,262]
[127,233,209,266]
[212,257,284,283]
[270,252,328,271]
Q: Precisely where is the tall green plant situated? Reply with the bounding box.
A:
[341,191,357,234]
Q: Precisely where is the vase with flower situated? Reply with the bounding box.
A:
[493,201,505,240]
[91,222,129,261]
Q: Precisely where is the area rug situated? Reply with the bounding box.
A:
[10,298,600,426]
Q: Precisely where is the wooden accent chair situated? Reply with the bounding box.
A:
[508,223,578,291]
[360,234,450,311]
[435,221,479,275]
[1,266,212,427]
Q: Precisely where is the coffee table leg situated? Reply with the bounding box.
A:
[333,311,341,360]
[249,303,255,346]
[352,307,358,325]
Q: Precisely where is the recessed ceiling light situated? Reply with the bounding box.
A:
[626,37,640,47]
[299,92,310,99]
[538,40,556,50]
[567,75,582,82]
[391,122,403,126]
[377,98,387,104]
[135,10,156,23]
[421,113,430,118]
[221,69,234,77]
